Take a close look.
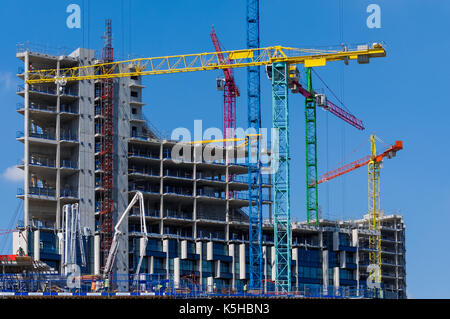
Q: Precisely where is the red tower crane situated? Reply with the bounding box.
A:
[100,19,115,271]
[210,26,240,145]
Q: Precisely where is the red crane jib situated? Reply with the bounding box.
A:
[210,26,240,97]
[315,140,403,185]
[292,80,364,130]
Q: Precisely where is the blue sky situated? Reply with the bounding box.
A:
[0,0,448,298]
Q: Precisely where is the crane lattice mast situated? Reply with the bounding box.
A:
[246,0,263,292]
[210,26,240,145]
[368,134,382,296]
[100,19,115,272]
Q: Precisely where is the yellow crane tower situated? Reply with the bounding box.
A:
[316,134,403,296]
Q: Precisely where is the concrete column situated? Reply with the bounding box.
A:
[292,247,298,290]
[268,173,272,223]
[174,257,180,288]
[215,260,221,278]
[23,52,30,246]
[271,246,276,281]
[262,246,267,293]
[229,243,235,289]
[239,243,246,280]
[322,250,329,291]
[196,241,202,284]
[55,60,61,230]
[333,267,340,288]
[332,232,339,251]
[163,239,169,278]
[149,256,154,274]
[33,230,40,261]
[94,234,100,275]
[193,163,197,239]
[206,241,213,260]
[57,232,64,273]
[339,251,345,268]
[225,157,229,241]
[352,229,360,290]
[159,142,164,234]
[181,240,187,259]
[207,276,213,293]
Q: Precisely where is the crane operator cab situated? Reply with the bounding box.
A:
[216,77,225,91]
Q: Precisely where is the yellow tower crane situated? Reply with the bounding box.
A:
[316,135,403,296]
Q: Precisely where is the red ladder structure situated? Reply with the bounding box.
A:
[210,26,240,145]
[100,19,114,271]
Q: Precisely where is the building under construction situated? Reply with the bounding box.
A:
[6,0,408,295]
[11,39,407,299]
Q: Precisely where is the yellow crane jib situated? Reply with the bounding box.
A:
[25,44,386,84]
[187,134,260,149]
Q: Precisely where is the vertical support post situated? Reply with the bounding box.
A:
[246,0,263,290]
[100,19,115,272]
[368,134,382,298]
[23,52,30,254]
[271,62,291,293]
[247,135,262,290]
[56,59,61,230]
[305,68,319,225]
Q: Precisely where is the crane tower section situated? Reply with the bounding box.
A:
[99,19,114,271]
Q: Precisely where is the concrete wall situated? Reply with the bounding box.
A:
[75,48,96,235]
[112,76,132,282]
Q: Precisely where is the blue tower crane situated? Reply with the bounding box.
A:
[246,0,263,291]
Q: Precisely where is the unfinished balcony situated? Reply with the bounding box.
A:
[16,129,57,146]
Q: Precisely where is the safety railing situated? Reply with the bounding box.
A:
[17,187,56,198]
[60,160,78,169]
[232,175,272,185]
[60,131,78,142]
[16,41,73,56]
[0,273,392,298]
[20,156,56,168]
[60,104,78,114]
[163,169,192,179]
[60,87,78,97]
[60,189,78,198]
[163,228,193,238]
[229,215,249,223]
[130,207,160,218]
[196,190,224,199]
[128,184,160,194]
[163,186,192,196]
[197,174,226,182]
[163,210,193,220]
[128,167,160,177]
[17,130,56,140]
[197,214,226,222]
[16,102,57,113]
[128,149,160,160]
[197,231,225,240]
